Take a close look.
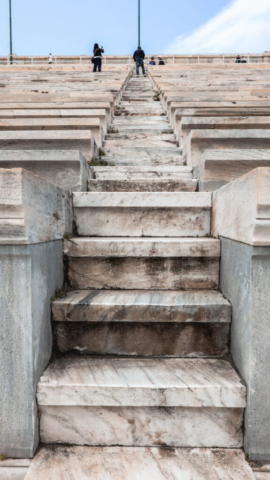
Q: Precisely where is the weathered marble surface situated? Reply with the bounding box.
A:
[52,289,231,323]
[0,117,104,147]
[0,150,88,192]
[73,191,211,237]
[68,257,219,290]
[198,148,270,191]
[220,238,270,460]
[0,108,108,133]
[103,146,181,160]
[183,129,270,169]
[64,237,220,258]
[179,115,270,148]
[38,356,245,407]
[88,178,197,192]
[0,168,72,244]
[39,405,243,447]
[24,447,255,480]
[91,165,193,180]
[0,468,28,480]
[0,130,97,162]
[212,168,270,246]
[0,241,63,458]
[55,321,229,357]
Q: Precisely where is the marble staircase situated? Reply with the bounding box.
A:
[25,75,254,478]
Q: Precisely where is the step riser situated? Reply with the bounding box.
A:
[54,322,229,357]
[68,258,219,290]
[100,157,185,166]
[75,208,210,237]
[88,179,197,192]
[39,406,243,448]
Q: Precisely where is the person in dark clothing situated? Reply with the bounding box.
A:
[235,55,241,63]
[241,56,247,63]
[93,43,104,72]
[133,46,146,77]
[158,56,165,65]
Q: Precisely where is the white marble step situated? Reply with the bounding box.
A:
[38,356,245,407]
[91,165,193,180]
[24,447,255,480]
[88,178,197,192]
[104,138,177,149]
[113,116,169,125]
[100,154,185,166]
[53,290,231,323]
[52,290,231,357]
[64,238,220,290]
[73,192,211,237]
[37,357,245,447]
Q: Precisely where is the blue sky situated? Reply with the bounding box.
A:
[0,0,269,56]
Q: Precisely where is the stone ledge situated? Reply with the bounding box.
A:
[0,168,72,245]
[212,167,270,246]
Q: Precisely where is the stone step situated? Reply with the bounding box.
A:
[104,138,178,148]
[115,110,165,117]
[90,165,193,180]
[88,178,197,192]
[73,192,211,237]
[53,290,231,357]
[111,126,173,134]
[37,356,245,447]
[24,446,255,480]
[0,149,88,192]
[102,146,182,161]
[113,116,169,125]
[105,133,176,141]
[99,154,185,166]
[64,237,220,290]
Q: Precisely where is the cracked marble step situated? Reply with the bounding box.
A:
[64,238,220,290]
[24,447,255,480]
[88,178,197,192]
[73,192,211,236]
[104,138,178,149]
[97,155,185,166]
[90,165,193,180]
[52,290,231,357]
[37,357,245,447]
[110,126,174,134]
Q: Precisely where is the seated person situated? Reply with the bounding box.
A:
[148,56,156,65]
[241,56,247,63]
[235,55,241,63]
[158,56,165,65]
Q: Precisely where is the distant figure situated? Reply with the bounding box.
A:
[149,56,156,65]
[133,46,146,77]
[48,53,53,64]
[235,55,241,63]
[241,56,247,63]
[158,56,165,65]
[93,43,104,72]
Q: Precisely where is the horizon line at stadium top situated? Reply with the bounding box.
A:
[1,52,270,65]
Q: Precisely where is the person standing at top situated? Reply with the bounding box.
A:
[133,46,146,77]
[48,53,53,64]
[93,43,104,72]
[148,56,156,65]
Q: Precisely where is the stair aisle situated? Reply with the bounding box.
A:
[26,75,254,479]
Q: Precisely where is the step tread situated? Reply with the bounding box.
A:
[73,191,211,208]
[37,356,246,408]
[64,237,220,258]
[53,289,231,323]
[24,446,255,480]
[88,178,197,192]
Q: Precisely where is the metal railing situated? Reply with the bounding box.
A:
[0,53,269,66]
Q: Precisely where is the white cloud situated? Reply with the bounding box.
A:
[166,0,270,54]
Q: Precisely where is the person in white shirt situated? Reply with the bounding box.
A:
[48,53,53,64]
